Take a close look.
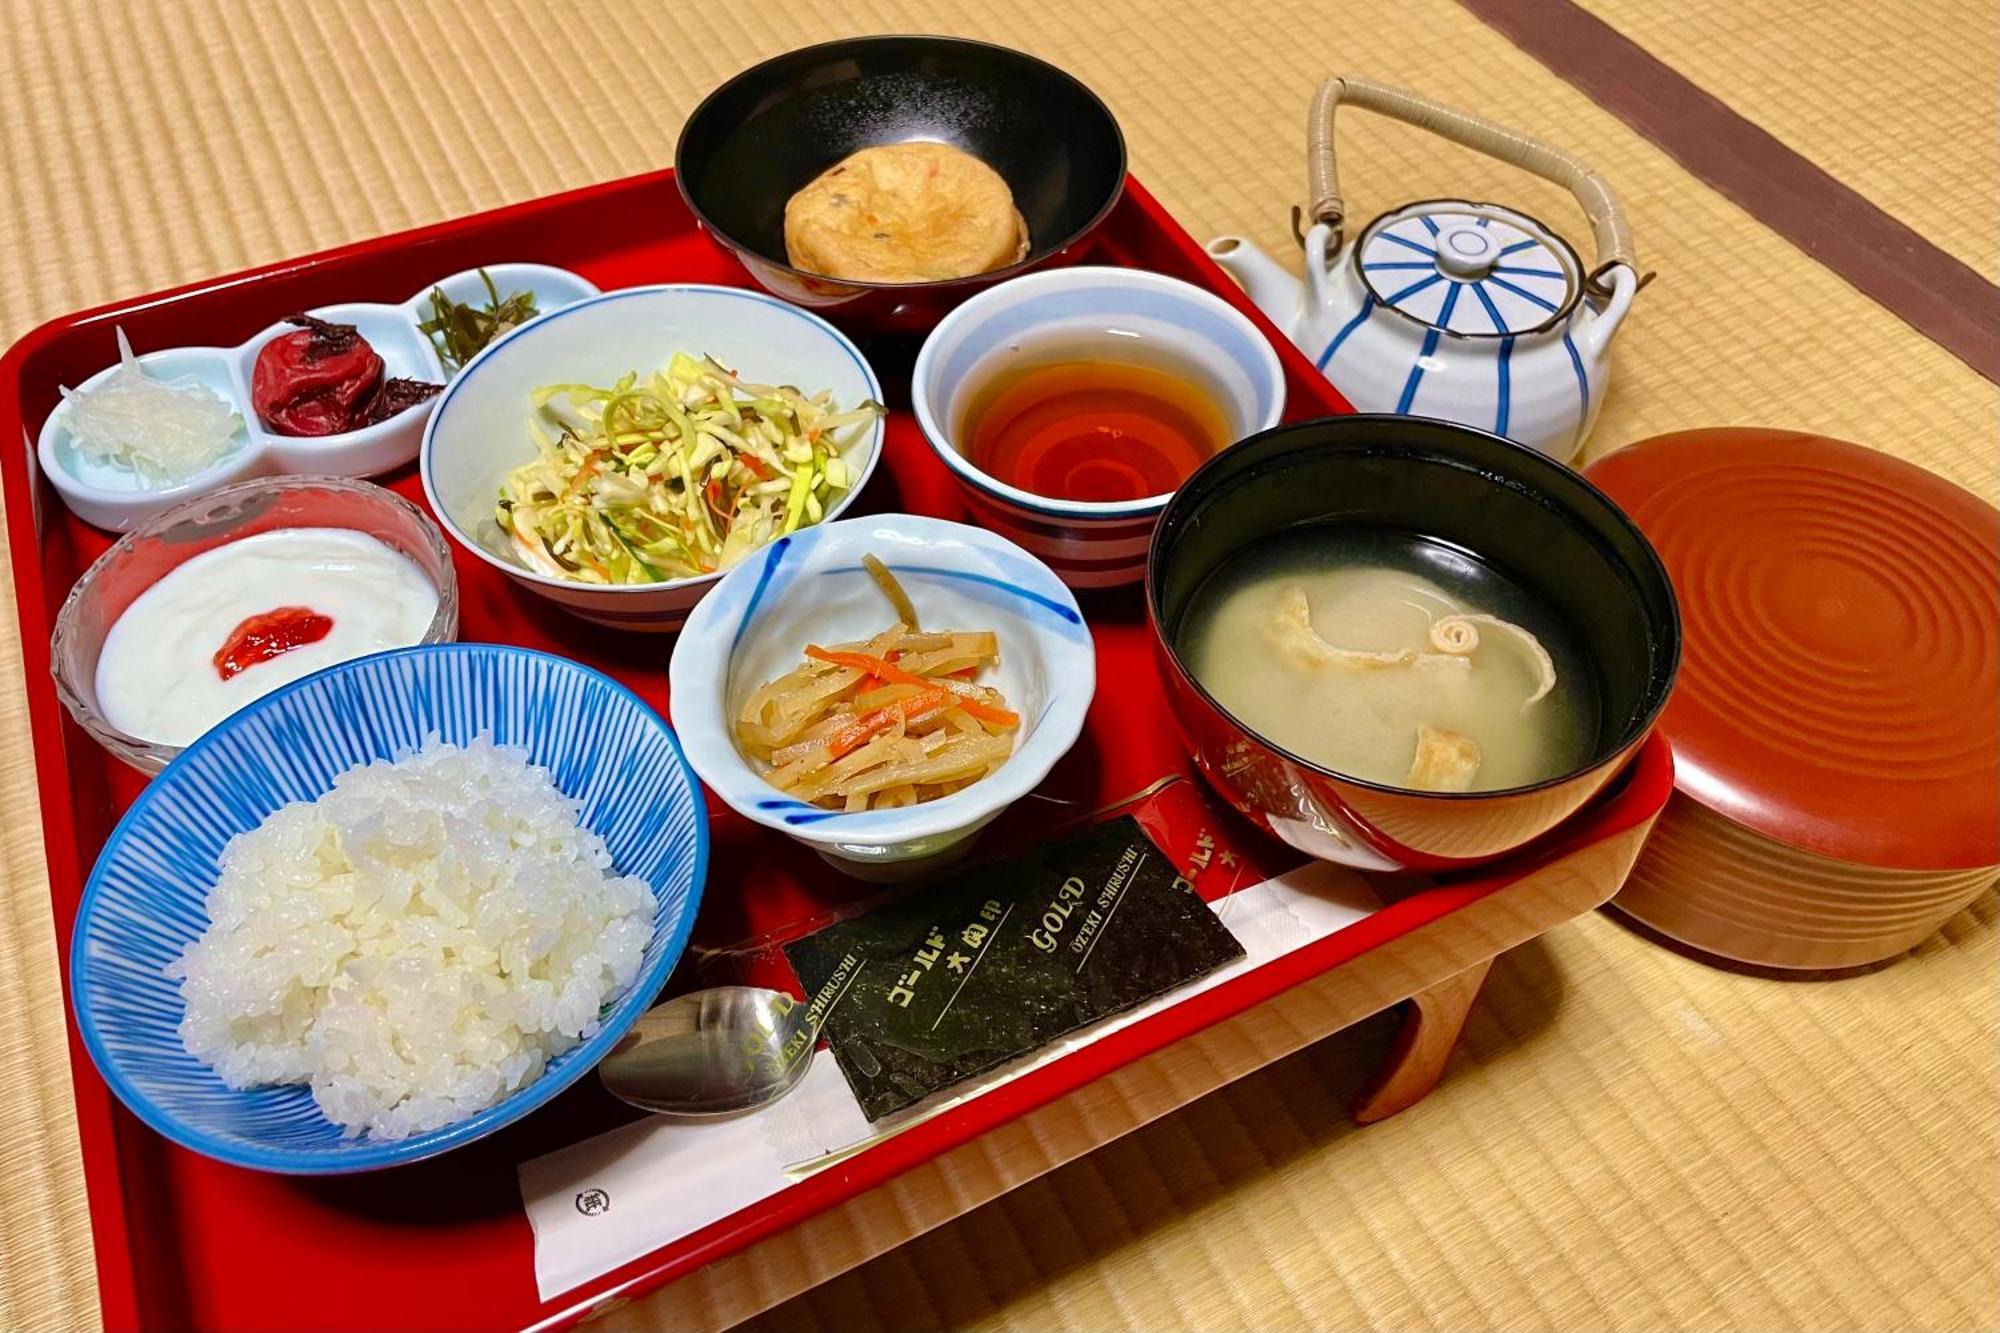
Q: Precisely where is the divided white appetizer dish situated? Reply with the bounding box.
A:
[38,263,599,531]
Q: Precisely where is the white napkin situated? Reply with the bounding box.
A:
[520,860,1381,1301]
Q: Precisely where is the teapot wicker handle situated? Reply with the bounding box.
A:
[1306,74,1637,292]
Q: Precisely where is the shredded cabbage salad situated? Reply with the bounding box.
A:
[497,353,881,584]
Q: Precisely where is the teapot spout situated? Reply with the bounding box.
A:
[1206,236,1304,339]
[1580,262,1640,358]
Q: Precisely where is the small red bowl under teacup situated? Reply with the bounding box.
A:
[1147,414,1681,872]
[912,266,1286,588]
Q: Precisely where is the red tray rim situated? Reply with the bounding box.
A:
[0,168,1673,1331]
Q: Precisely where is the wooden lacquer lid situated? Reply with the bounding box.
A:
[1588,429,2000,871]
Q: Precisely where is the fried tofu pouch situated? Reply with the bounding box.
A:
[784,142,1030,283]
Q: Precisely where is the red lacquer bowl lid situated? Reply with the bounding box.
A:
[1588,429,2000,871]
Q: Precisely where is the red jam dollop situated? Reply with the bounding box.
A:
[213,606,335,681]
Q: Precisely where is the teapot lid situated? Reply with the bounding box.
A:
[1356,200,1581,337]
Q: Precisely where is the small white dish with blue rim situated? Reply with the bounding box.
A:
[38,264,599,533]
[422,284,886,634]
[669,515,1095,880]
[910,266,1284,589]
[68,642,708,1174]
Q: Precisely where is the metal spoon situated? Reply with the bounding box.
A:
[598,986,816,1117]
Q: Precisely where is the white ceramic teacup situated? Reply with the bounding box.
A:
[911,267,1285,587]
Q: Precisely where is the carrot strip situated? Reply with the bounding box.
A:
[804,645,1019,727]
[943,694,1018,727]
[855,649,900,695]
[565,451,606,498]
[827,688,949,759]
[805,645,891,674]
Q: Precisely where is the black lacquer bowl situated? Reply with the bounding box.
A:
[675,35,1127,334]
[1147,415,1682,870]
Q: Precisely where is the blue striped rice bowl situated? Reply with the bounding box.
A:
[69,643,708,1173]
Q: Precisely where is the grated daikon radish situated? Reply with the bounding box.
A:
[60,328,242,484]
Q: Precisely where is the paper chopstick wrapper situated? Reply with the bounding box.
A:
[519,861,1379,1301]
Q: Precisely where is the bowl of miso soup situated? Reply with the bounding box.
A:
[1146,415,1680,870]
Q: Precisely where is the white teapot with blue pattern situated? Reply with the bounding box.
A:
[1209,76,1642,465]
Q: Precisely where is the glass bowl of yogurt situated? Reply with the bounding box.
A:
[52,475,460,773]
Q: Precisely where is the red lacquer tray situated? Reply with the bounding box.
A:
[0,171,1673,1330]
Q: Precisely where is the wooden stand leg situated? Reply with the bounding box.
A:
[1351,957,1494,1124]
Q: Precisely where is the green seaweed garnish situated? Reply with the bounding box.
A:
[418,269,539,371]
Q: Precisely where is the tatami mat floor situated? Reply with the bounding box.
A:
[1576,0,1999,281]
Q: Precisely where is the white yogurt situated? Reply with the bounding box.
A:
[95,527,439,746]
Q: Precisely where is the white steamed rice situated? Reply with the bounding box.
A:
[169,736,656,1140]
